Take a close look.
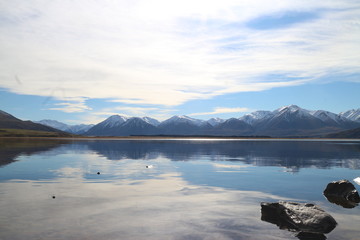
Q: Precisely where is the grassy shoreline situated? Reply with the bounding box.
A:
[0,128,71,137]
[1,128,359,140]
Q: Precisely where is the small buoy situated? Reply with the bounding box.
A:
[52,195,56,199]
[97,172,100,175]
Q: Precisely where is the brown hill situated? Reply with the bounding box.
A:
[0,110,71,136]
[326,127,360,139]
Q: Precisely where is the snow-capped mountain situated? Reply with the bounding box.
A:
[310,110,358,128]
[207,117,225,126]
[85,115,161,136]
[210,118,253,136]
[160,115,207,127]
[112,117,158,136]
[142,117,160,126]
[36,120,69,131]
[85,115,129,136]
[157,115,211,135]
[311,110,341,123]
[273,105,312,118]
[340,109,360,122]
[36,119,94,134]
[240,110,274,125]
[254,105,329,136]
[101,115,129,128]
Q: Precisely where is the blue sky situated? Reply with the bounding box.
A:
[0,0,360,124]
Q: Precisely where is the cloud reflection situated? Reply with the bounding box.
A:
[0,171,295,240]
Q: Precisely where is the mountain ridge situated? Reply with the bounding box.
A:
[18,105,360,137]
[81,105,360,137]
[35,119,94,134]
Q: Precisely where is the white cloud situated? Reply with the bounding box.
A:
[91,106,171,118]
[48,100,92,113]
[0,0,359,108]
[106,106,164,116]
[190,107,250,116]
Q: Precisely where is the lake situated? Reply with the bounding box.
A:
[1,138,360,240]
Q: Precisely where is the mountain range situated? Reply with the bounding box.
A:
[35,105,360,137]
[35,119,94,135]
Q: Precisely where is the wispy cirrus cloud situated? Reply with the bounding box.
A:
[189,107,250,116]
[47,100,92,113]
[0,0,359,111]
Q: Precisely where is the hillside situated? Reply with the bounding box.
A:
[0,110,71,137]
[0,129,71,137]
[326,127,360,139]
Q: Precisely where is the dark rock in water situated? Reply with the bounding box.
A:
[261,201,337,238]
[296,232,327,240]
[323,180,360,208]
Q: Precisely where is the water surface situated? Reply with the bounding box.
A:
[1,139,360,240]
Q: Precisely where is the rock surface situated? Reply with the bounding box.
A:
[261,201,337,235]
[323,180,360,208]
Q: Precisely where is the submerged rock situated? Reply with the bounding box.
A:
[323,180,360,208]
[261,201,337,237]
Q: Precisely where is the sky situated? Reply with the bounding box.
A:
[0,0,360,125]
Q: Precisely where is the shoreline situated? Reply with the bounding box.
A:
[1,136,360,142]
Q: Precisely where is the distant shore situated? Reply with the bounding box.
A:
[1,135,360,142]
[1,128,359,141]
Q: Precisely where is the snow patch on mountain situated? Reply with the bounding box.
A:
[36,119,94,134]
[340,109,360,122]
[142,117,160,126]
[207,118,225,126]
[100,115,129,128]
[273,105,314,121]
[240,111,273,125]
[123,117,151,128]
[275,105,311,115]
[310,110,349,124]
[36,119,69,131]
[161,115,207,126]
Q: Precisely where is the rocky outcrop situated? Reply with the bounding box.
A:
[323,180,360,208]
[261,201,337,239]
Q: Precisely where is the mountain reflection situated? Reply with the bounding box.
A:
[2,139,360,171]
[82,140,360,171]
[0,138,72,167]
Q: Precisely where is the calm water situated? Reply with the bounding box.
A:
[1,138,360,240]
